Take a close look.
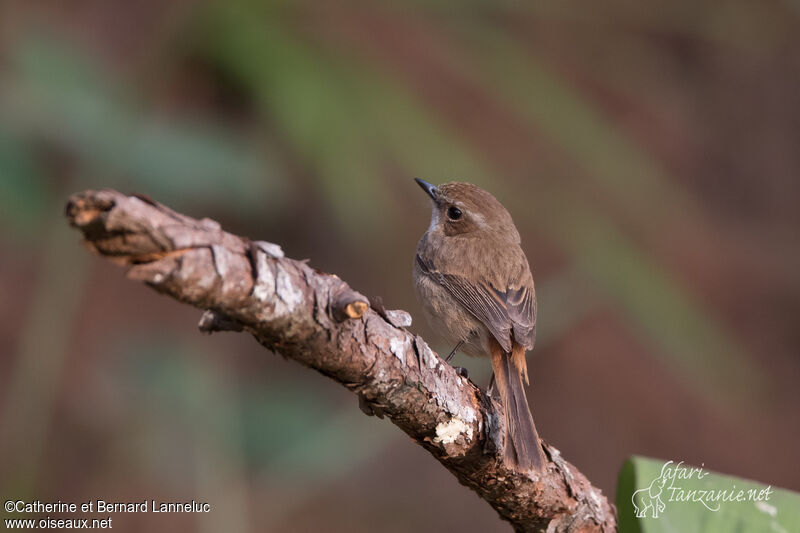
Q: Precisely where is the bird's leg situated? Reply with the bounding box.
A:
[444,340,469,379]
[487,372,496,397]
[445,340,464,363]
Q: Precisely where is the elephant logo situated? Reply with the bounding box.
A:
[632,462,672,518]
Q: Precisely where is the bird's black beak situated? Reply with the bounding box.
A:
[414,178,438,201]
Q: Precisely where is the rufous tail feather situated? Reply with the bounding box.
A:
[489,338,546,472]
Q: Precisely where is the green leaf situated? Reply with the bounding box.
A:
[617,456,800,533]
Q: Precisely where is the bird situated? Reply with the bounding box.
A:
[412,178,546,472]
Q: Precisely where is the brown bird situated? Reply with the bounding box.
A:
[413,179,546,472]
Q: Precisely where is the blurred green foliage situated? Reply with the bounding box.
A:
[0,125,46,235]
[1,35,285,222]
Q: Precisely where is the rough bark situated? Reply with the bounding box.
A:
[65,189,617,533]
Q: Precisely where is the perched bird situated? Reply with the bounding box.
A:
[413,179,546,472]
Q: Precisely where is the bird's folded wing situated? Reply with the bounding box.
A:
[416,254,536,352]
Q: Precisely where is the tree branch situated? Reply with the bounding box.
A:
[65,189,616,533]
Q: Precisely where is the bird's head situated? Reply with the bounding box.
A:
[414,179,519,242]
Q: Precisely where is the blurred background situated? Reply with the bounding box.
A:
[1,1,799,531]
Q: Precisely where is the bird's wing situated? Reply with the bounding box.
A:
[507,282,536,351]
[416,254,536,352]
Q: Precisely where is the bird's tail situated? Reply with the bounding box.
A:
[489,339,546,472]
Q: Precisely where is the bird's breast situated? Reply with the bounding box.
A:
[413,259,491,358]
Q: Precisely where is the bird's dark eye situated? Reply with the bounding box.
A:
[447,206,462,220]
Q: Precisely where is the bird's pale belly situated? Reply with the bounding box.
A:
[414,271,492,359]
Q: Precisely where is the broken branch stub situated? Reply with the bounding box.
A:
[331,287,370,321]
